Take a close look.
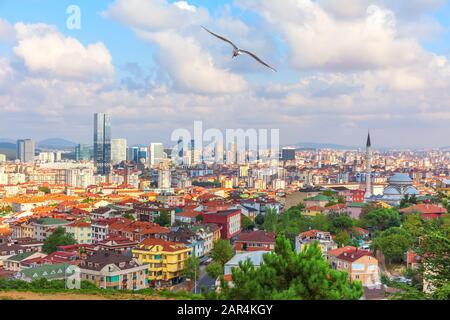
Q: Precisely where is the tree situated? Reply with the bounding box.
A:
[372,227,412,264]
[360,202,383,220]
[255,214,264,228]
[206,261,224,279]
[262,209,278,232]
[38,186,51,194]
[123,212,135,221]
[182,256,200,281]
[328,213,354,234]
[210,239,233,266]
[43,227,76,254]
[335,231,352,247]
[217,236,363,300]
[241,215,255,231]
[362,208,401,231]
[154,211,171,227]
[196,214,203,223]
[415,225,450,299]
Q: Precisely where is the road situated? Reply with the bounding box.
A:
[192,265,216,294]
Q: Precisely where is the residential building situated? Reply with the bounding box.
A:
[203,209,241,239]
[64,220,92,244]
[32,218,70,242]
[295,230,337,258]
[235,230,276,253]
[132,238,191,288]
[79,250,149,290]
[328,246,380,287]
[399,204,447,220]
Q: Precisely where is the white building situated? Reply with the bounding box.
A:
[111,139,127,164]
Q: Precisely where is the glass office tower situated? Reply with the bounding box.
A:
[17,139,35,163]
[93,113,111,175]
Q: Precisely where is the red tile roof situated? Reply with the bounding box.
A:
[400,204,447,215]
[236,230,276,243]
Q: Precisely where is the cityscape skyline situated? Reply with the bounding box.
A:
[1,1,450,148]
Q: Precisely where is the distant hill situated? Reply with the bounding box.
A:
[0,138,16,144]
[293,142,358,150]
[0,142,16,159]
[38,138,77,149]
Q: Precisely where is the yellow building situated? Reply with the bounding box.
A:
[64,221,92,244]
[132,238,192,287]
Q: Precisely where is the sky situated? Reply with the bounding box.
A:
[0,0,450,148]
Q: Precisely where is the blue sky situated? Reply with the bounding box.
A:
[1,0,450,148]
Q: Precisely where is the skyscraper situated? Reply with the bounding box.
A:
[93,113,111,175]
[111,138,127,163]
[17,139,35,163]
[75,144,92,161]
[365,132,373,199]
[150,143,164,166]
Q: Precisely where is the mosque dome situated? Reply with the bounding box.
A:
[383,186,401,196]
[388,173,412,185]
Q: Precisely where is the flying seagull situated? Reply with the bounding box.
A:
[201,26,277,72]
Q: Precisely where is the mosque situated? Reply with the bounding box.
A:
[364,133,419,206]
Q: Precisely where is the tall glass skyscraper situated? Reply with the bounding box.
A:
[93,113,111,175]
[17,139,35,163]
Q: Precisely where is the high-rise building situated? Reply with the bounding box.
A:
[150,143,164,166]
[281,147,296,161]
[158,168,171,189]
[365,132,373,199]
[0,154,6,163]
[17,139,35,163]
[93,113,111,175]
[111,138,127,164]
[75,144,92,161]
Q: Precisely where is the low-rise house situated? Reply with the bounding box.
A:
[79,250,149,290]
[175,211,201,224]
[94,235,138,254]
[303,205,325,216]
[347,202,365,219]
[3,251,46,271]
[132,238,191,288]
[0,243,41,267]
[16,263,73,282]
[328,246,380,287]
[399,204,448,220]
[158,227,205,258]
[190,224,221,256]
[235,230,276,253]
[223,251,267,276]
[295,230,337,257]
[303,195,333,208]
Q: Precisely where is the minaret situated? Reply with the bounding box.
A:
[365,132,372,199]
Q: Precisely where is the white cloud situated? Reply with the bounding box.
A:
[138,30,248,94]
[104,0,208,30]
[105,0,248,95]
[0,18,14,41]
[13,23,114,80]
[173,1,197,13]
[238,0,428,71]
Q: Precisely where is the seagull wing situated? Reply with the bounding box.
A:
[240,50,277,72]
[201,26,239,50]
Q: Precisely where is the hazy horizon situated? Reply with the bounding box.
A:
[1,1,450,149]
